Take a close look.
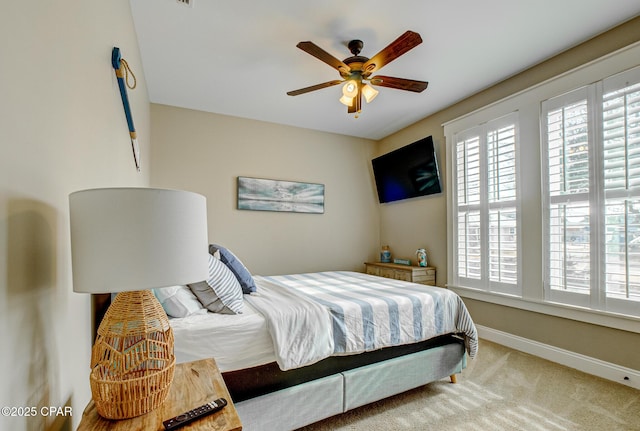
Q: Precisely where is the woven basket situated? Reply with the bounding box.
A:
[90,290,175,419]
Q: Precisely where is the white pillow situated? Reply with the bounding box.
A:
[153,285,206,318]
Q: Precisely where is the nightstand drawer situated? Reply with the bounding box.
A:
[393,271,412,282]
[379,268,396,278]
[364,262,437,286]
[365,265,379,276]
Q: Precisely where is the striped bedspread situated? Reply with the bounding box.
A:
[247,271,477,370]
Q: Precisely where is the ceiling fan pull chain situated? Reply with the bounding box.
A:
[119,58,137,90]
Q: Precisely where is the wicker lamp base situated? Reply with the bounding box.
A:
[90,290,175,419]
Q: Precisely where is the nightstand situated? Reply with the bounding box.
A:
[365,261,436,286]
[77,358,242,431]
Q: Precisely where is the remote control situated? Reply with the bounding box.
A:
[163,398,228,430]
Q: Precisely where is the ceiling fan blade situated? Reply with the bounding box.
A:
[286,80,343,96]
[369,75,428,93]
[362,31,423,76]
[296,41,350,73]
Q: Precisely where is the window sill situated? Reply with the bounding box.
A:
[448,284,640,334]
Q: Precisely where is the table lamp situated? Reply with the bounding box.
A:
[69,188,209,419]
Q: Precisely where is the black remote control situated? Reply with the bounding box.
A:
[163,398,228,430]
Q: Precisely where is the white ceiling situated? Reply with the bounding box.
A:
[129,0,640,140]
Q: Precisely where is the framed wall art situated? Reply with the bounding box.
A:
[237,177,325,214]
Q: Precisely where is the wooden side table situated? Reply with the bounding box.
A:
[365,261,436,286]
[77,358,242,431]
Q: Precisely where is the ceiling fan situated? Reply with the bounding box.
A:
[286,30,428,117]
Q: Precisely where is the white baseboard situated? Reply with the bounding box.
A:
[476,325,640,391]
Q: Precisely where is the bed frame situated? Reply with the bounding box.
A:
[223,335,466,430]
[93,296,467,431]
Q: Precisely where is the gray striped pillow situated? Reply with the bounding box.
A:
[189,254,243,314]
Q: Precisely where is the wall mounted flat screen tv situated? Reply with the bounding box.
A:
[372,135,442,204]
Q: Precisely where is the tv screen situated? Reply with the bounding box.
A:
[372,136,442,204]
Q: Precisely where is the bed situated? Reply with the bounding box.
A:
[163,259,478,431]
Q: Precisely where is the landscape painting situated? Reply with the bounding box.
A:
[237,177,325,214]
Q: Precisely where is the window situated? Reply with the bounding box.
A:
[446,44,640,326]
[452,113,521,295]
[542,66,640,315]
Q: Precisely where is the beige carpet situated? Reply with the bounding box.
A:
[296,339,640,431]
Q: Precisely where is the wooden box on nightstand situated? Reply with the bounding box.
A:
[77,358,242,431]
[365,261,436,286]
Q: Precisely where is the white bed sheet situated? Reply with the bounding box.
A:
[170,300,276,372]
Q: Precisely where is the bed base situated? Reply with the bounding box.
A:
[223,334,462,402]
[225,336,466,431]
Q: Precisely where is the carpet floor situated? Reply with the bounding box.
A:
[296,339,640,431]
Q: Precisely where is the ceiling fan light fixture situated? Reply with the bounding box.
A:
[362,84,379,103]
[339,95,354,107]
[342,81,358,98]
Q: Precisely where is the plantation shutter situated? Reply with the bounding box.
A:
[456,134,482,281]
[453,113,520,293]
[601,67,640,311]
[487,121,518,285]
[542,87,594,306]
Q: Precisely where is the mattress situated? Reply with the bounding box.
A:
[170,300,276,372]
[171,271,477,374]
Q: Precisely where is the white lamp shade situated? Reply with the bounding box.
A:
[69,188,209,293]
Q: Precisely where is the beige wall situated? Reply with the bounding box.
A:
[377,16,640,369]
[0,2,150,430]
[150,104,380,275]
[375,126,448,286]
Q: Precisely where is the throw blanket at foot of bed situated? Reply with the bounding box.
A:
[246,271,477,370]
